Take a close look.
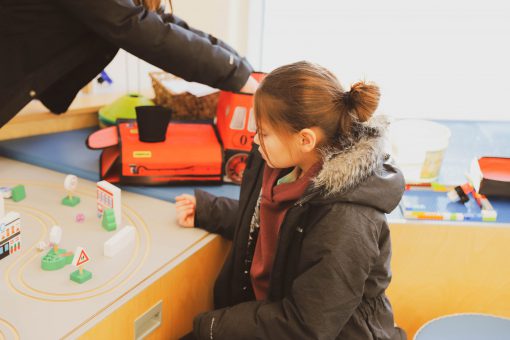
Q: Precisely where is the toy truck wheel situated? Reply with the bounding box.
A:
[225,153,248,184]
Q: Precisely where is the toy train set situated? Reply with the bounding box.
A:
[87,73,265,185]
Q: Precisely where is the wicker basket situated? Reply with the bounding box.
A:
[149,71,219,120]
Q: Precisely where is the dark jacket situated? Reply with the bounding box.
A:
[0,0,252,128]
[193,116,407,339]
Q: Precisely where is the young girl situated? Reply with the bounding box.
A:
[176,61,406,340]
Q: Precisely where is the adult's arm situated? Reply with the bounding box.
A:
[56,0,253,91]
[160,13,241,57]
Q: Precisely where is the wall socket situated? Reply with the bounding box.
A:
[134,300,163,340]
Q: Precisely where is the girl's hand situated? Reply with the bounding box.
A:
[175,194,196,228]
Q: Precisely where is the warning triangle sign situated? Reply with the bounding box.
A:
[72,247,90,267]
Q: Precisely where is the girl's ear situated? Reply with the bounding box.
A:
[298,128,318,153]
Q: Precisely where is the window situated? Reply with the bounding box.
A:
[247,108,257,132]
[230,107,248,130]
[250,0,510,121]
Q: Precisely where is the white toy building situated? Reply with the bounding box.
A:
[96,180,122,225]
[0,196,22,261]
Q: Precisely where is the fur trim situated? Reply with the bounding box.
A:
[313,115,390,196]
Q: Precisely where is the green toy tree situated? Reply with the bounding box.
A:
[101,208,117,231]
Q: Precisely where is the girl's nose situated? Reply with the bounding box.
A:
[253,132,260,145]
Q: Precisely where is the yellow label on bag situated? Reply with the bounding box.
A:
[130,129,138,134]
[133,151,152,158]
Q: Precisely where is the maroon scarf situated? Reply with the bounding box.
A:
[250,162,322,300]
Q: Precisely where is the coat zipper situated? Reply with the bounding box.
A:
[209,316,215,339]
[269,202,306,294]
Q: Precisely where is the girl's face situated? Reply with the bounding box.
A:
[253,120,300,169]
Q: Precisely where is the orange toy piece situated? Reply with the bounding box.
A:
[87,72,266,185]
[216,72,266,183]
[87,121,223,185]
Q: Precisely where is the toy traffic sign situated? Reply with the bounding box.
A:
[70,246,92,284]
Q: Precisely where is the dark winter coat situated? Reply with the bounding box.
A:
[0,0,252,128]
[193,116,407,339]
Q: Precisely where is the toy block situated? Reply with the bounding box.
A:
[70,268,92,284]
[101,208,117,231]
[11,185,26,202]
[104,225,135,257]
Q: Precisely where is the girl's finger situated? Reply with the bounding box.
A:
[177,207,195,217]
[175,200,194,207]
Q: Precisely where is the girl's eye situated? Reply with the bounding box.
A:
[256,129,267,137]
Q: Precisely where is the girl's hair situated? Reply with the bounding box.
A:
[254,61,380,149]
[133,0,172,13]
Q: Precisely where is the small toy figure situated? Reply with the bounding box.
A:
[62,175,80,207]
[36,241,49,252]
[75,213,85,223]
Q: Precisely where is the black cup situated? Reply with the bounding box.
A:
[135,106,172,142]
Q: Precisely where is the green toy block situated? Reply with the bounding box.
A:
[61,196,81,207]
[11,184,26,202]
[102,208,117,231]
[70,269,92,284]
[41,248,74,271]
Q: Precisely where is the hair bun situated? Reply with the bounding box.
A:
[348,81,380,122]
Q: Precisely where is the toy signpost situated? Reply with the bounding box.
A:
[42,225,74,270]
[62,174,80,207]
[49,226,62,253]
[70,246,92,284]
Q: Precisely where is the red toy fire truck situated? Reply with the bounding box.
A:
[87,73,265,185]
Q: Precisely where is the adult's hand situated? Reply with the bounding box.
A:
[239,75,259,94]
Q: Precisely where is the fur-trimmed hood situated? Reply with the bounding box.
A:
[306,115,405,214]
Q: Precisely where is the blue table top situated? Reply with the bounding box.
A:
[0,127,240,203]
[0,120,509,222]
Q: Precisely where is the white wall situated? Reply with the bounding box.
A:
[259,0,510,121]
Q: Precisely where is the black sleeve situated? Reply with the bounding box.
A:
[194,189,239,240]
[160,13,241,56]
[56,0,253,92]
[192,206,379,339]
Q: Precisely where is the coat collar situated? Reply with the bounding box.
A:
[310,115,390,199]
